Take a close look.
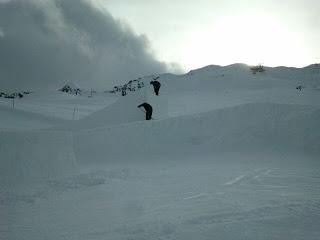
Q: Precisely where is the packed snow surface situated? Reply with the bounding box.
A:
[1,64,320,240]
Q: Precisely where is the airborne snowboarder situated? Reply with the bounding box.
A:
[138,102,153,120]
[150,80,161,96]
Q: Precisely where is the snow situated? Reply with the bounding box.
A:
[0,130,76,185]
[0,90,119,122]
[1,64,320,240]
[74,103,320,164]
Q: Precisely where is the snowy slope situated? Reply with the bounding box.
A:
[0,105,58,130]
[1,63,319,180]
[55,87,169,130]
[57,89,147,129]
[0,90,119,123]
[1,63,320,240]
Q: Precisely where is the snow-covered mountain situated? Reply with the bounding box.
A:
[1,63,320,240]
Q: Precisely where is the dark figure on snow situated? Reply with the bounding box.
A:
[121,87,127,96]
[150,80,161,96]
[296,85,302,91]
[138,102,153,120]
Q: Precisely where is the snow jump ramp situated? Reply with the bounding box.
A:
[66,88,168,130]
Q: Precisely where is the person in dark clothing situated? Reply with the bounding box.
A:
[138,102,153,120]
[150,80,161,96]
[121,86,127,96]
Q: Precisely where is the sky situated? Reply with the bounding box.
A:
[0,0,319,90]
[103,0,320,70]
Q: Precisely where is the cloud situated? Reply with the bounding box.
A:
[0,0,169,91]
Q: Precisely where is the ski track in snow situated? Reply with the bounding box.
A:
[223,168,272,186]
[183,193,209,200]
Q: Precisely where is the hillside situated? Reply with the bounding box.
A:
[1,63,320,240]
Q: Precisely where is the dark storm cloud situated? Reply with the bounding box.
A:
[0,0,168,90]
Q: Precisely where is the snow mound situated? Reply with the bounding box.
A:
[74,103,320,163]
[60,90,147,130]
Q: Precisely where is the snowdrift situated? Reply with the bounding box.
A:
[74,103,320,163]
[0,130,76,185]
